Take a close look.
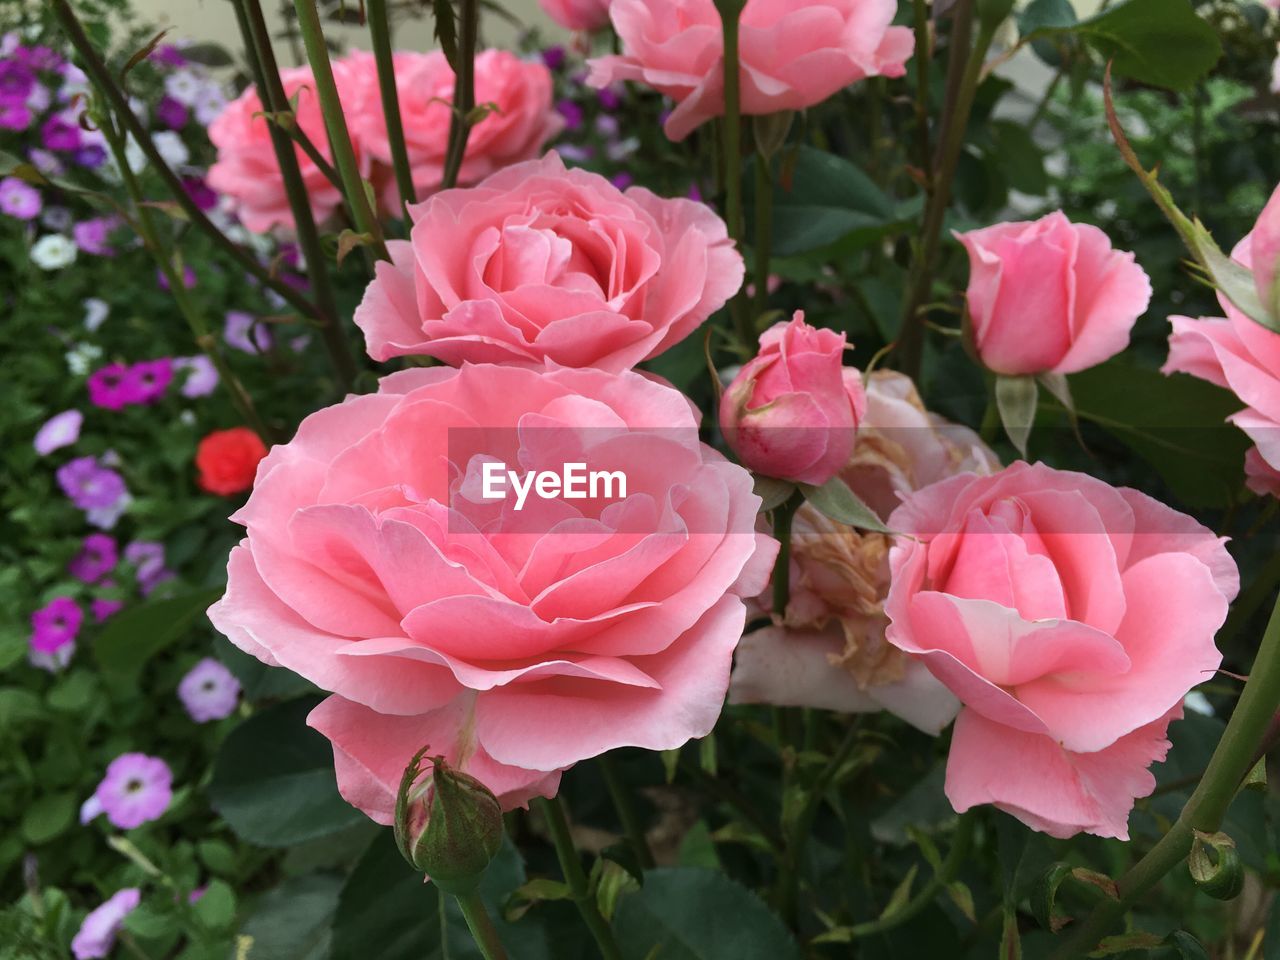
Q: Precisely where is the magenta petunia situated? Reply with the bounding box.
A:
[92,753,173,829]
[87,364,146,410]
[30,596,83,654]
[92,596,124,622]
[71,887,142,960]
[128,359,174,405]
[41,114,81,152]
[69,534,118,584]
[178,658,242,722]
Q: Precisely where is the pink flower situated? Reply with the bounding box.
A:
[30,596,83,654]
[71,888,141,960]
[956,211,1152,376]
[208,62,363,233]
[539,0,612,32]
[1164,208,1280,497]
[69,533,118,584]
[719,312,866,486]
[353,152,743,371]
[33,409,82,455]
[883,462,1238,839]
[731,371,997,731]
[348,50,561,214]
[91,753,173,829]
[588,0,913,141]
[178,658,241,722]
[208,364,777,823]
[1251,184,1280,314]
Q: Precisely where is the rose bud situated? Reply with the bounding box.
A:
[719,311,866,486]
[955,211,1152,376]
[395,750,504,893]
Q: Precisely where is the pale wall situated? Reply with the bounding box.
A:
[127,0,556,66]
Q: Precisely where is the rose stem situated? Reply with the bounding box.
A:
[1047,590,1280,958]
[536,796,624,960]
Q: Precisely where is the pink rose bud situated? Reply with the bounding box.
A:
[719,311,866,486]
[395,750,504,893]
[538,0,612,32]
[956,211,1152,376]
[1250,183,1280,317]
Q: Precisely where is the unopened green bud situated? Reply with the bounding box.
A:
[394,749,504,895]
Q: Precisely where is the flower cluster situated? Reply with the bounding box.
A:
[209,49,560,231]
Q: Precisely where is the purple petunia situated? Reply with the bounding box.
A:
[73,144,107,169]
[41,114,81,152]
[181,175,219,212]
[131,359,173,404]
[71,887,142,960]
[151,44,188,67]
[157,265,197,291]
[72,216,119,256]
[178,658,242,722]
[597,85,623,112]
[90,753,173,829]
[541,46,566,71]
[33,409,82,455]
[0,102,31,130]
[69,534,118,584]
[555,98,584,131]
[0,61,34,105]
[91,596,124,622]
[0,176,41,220]
[125,540,172,595]
[57,457,127,511]
[155,94,188,129]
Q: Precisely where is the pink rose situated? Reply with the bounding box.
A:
[1251,183,1280,315]
[730,371,998,733]
[208,364,776,822]
[956,211,1152,375]
[353,152,743,370]
[539,0,612,32]
[1165,225,1280,498]
[347,50,561,214]
[208,62,363,233]
[587,0,913,141]
[884,462,1238,839]
[719,312,866,486]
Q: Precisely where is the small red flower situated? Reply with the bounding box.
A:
[196,427,268,496]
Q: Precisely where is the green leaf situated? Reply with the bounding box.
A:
[1030,862,1074,932]
[329,832,541,960]
[995,375,1038,458]
[749,147,894,256]
[239,874,342,960]
[798,477,889,533]
[0,688,45,727]
[21,792,75,845]
[179,43,235,67]
[612,868,802,960]
[209,697,366,847]
[46,670,98,713]
[94,588,224,680]
[1067,362,1250,508]
[878,864,919,921]
[1164,931,1210,960]
[753,476,794,513]
[192,880,236,933]
[1076,0,1221,92]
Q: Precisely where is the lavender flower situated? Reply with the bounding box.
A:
[0,176,41,220]
[69,534,118,584]
[57,456,128,512]
[174,355,219,398]
[72,216,119,257]
[224,310,272,354]
[91,753,173,829]
[157,265,197,291]
[125,540,172,595]
[71,888,142,960]
[33,409,82,455]
[72,144,107,169]
[178,658,241,722]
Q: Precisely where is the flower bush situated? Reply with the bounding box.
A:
[5,0,1280,958]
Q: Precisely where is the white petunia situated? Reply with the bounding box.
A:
[31,234,77,270]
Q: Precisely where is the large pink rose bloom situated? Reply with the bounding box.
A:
[540,0,612,31]
[719,312,866,486]
[956,211,1152,375]
[208,63,362,233]
[347,50,561,214]
[208,364,776,822]
[731,371,998,733]
[1165,192,1280,496]
[884,462,1238,839]
[354,152,743,370]
[587,0,913,141]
